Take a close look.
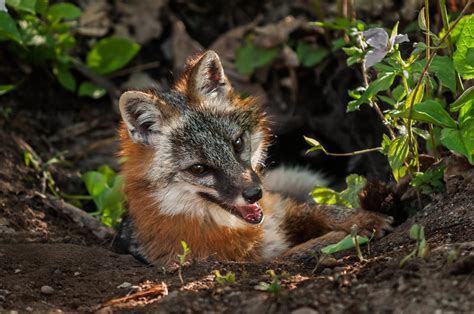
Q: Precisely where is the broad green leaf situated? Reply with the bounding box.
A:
[0,12,22,43]
[304,136,327,154]
[87,36,140,75]
[321,234,369,254]
[453,14,474,80]
[47,3,81,21]
[311,187,352,207]
[409,224,424,241]
[0,84,15,95]
[53,65,76,92]
[6,0,36,13]
[34,0,48,15]
[97,165,116,186]
[340,174,367,208]
[81,171,107,197]
[392,84,406,102]
[78,81,106,99]
[409,100,457,128]
[440,121,474,164]
[347,72,396,112]
[387,135,409,181]
[450,86,474,112]
[430,56,456,93]
[296,41,328,67]
[235,40,278,75]
[95,175,124,211]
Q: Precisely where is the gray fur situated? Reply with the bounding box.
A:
[263,165,328,203]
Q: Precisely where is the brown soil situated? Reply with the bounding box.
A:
[1,115,473,313]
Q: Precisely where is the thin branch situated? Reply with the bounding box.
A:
[106,61,161,78]
[323,147,382,157]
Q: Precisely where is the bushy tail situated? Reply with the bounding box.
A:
[263,165,328,203]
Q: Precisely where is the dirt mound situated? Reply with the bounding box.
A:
[1,126,472,312]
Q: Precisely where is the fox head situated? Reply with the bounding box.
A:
[119,51,270,226]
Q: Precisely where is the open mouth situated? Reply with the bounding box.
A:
[199,193,264,225]
[232,203,264,224]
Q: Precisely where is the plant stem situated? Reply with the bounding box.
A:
[323,147,382,157]
[439,0,465,94]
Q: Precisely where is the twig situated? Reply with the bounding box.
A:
[46,195,114,240]
[70,58,121,111]
[322,146,382,157]
[106,61,161,78]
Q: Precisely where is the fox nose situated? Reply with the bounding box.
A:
[242,186,262,204]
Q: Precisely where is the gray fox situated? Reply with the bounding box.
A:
[112,50,393,265]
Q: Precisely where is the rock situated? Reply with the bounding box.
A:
[292,307,318,314]
[40,285,55,295]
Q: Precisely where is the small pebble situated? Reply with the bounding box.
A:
[40,285,55,295]
[116,282,132,289]
[14,269,21,274]
[25,307,33,312]
[321,268,332,275]
[74,272,80,276]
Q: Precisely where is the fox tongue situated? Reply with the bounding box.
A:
[235,203,263,224]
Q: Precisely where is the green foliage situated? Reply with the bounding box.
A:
[255,270,283,295]
[296,41,328,67]
[453,14,474,79]
[78,81,106,99]
[177,240,191,266]
[311,174,367,208]
[321,233,369,255]
[0,1,140,98]
[410,166,446,194]
[86,37,140,75]
[306,5,474,197]
[400,224,429,266]
[81,165,125,227]
[214,270,236,285]
[0,85,15,96]
[235,39,278,75]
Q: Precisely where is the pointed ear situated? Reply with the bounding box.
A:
[119,91,164,145]
[188,50,232,101]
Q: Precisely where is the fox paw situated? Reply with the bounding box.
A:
[349,210,394,238]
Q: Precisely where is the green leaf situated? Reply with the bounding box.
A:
[430,56,456,93]
[387,135,409,181]
[296,41,328,67]
[440,121,474,164]
[34,0,48,15]
[453,14,474,80]
[304,136,327,154]
[311,187,352,207]
[47,3,81,21]
[0,12,22,43]
[347,72,396,112]
[418,8,427,31]
[81,171,107,197]
[402,100,457,128]
[53,65,76,92]
[87,36,140,75]
[235,40,278,75]
[450,86,474,112]
[0,84,15,96]
[78,81,106,99]
[340,174,367,208]
[321,234,369,254]
[6,0,37,13]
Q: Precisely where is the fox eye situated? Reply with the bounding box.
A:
[232,136,244,153]
[188,164,209,177]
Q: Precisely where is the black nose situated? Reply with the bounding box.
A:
[242,186,262,204]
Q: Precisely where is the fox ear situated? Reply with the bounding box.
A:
[119,91,164,145]
[189,50,232,101]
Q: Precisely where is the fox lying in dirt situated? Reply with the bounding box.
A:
[112,50,393,265]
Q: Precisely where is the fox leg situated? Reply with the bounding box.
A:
[281,231,348,262]
[263,192,393,249]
